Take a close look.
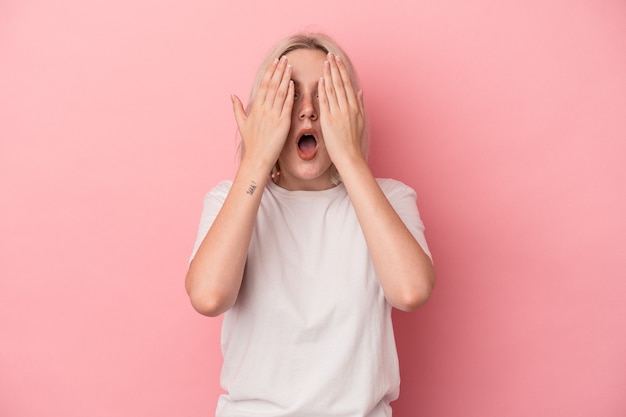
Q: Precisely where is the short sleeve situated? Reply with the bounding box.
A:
[189,180,233,263]
[376,178,432,262]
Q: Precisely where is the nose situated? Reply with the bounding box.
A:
[298,95,318,121]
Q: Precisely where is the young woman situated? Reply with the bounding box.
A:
[186,32,435,417]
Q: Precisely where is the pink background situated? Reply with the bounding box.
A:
[1,0,625,416]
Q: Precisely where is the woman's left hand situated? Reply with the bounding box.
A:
[318,53,366,167]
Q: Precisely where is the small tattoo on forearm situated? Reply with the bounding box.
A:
[246,181,258,196]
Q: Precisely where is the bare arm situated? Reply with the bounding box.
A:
[335,157,435,311]
[319,53,435,311]
[185,56,294,316]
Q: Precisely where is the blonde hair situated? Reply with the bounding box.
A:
[240,32,370,184]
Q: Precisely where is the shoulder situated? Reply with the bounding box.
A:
[375,178,417,200]
[203,180,233,203]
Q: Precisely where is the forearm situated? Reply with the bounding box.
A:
[186,55,294,316]
[185,158,269,316]
[337,155,435,311]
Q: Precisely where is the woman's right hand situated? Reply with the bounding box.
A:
[231,56,294,171]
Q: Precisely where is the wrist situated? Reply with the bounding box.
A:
[241,150,276,171]
[331,147,366,173]
[237,156,274,186]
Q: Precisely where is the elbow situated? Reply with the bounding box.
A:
[188,291,232,317]
[393,288,430,312]
[185,271,235,317]
[392,270,436,312]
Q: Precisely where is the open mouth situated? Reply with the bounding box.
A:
[297,132,318,160]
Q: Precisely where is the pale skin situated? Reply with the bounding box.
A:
[185,49,435,317]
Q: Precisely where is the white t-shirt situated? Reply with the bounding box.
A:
[191,178,431,417]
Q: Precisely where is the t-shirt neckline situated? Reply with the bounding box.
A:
[267,180,346,199]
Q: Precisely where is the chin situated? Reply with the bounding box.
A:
[302,159,334,177]
[278,163,335,190]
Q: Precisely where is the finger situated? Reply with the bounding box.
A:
[327,53,349,110]
[265,56,289,108]
[231,94,247,131]
[256,58,280,104]
[323,59,338,113]
[336,55,358,109]
[280,80,295,119]
[318,77,330,116]
[273,62,292,109]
